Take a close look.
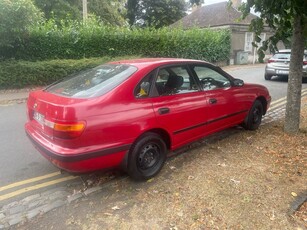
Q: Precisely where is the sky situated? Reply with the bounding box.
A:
[204,0,228,5]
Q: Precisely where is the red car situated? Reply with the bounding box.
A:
[25,58,271,180]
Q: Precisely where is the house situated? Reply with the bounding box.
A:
[172,0,283,64]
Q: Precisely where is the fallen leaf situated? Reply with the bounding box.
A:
[291,192,298,197]
[230,179,240,185]
[111,206,120,210]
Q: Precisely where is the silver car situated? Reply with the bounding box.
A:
[264,49,307,80]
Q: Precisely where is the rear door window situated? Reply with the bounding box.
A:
[155,65,199,96]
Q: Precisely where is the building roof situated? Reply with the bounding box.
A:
[171,1,258,29]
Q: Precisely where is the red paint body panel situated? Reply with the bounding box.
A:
[25,58,271,173]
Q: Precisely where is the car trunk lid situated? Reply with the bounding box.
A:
[27,90,87,140]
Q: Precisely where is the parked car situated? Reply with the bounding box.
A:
[264,49,307,80]
[25,58,271,180]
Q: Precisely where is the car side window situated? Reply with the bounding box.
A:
[155,66,199,96]
[193,66,231,90]
[135,73,153,98]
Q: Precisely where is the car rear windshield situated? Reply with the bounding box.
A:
[273,52,291,60]
[45,64,137,98]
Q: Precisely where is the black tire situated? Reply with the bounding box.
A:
[243,100,263,130]
[264,73,272,80]
[127,132,167,181]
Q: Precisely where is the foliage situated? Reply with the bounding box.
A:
[0,56,140,89]
[0,18,231,63]
[126,0,139,27]
[126,0,187,28]
[189,0,204,6]
[33,0,126,26]
[239,0,307,60]
[138,0,187,28]
[88,0,127,26]
[33,0,81,23]
[0,0,42,49]
[240,0,307,133]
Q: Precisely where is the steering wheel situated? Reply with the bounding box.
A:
[201,77,216,84]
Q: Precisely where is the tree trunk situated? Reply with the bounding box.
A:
[284,15,304,134]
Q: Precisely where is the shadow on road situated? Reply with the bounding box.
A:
[270,75,307,83]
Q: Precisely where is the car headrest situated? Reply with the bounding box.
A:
[165,75,183,90]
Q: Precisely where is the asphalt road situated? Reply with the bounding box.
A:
[0,64,306,206]
[225,64,307,101]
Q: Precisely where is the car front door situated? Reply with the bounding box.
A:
[191,64,248,134]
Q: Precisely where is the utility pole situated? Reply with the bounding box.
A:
[82,0,88,22]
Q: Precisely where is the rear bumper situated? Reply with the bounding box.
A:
[25,123,130,173]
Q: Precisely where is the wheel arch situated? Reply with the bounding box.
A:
[256,96,268,115]
[120,128,171,172]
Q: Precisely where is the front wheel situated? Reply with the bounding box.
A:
[128,132,167,181]
[243,100,263,130]
[264,73,272,80]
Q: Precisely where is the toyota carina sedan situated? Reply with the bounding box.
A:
[25,58,271,180]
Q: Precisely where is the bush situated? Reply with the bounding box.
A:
[0,56,140,89]
[0,19,230,63]
[0,0,42,51]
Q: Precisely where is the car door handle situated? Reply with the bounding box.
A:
[158,108,170,115]
[209,98,217,104]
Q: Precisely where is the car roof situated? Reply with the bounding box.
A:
[108,58,211,69]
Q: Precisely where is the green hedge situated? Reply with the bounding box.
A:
[1,20,231,63]
[0,56,139,89]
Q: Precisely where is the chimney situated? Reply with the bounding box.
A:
[231,0,242,9]
[191,3,201,12]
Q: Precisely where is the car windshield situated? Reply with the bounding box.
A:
[45,64,137,98]
[273,52,291,60]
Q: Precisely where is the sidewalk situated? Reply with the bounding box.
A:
[0,88,41,104]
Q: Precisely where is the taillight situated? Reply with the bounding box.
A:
[268,59,275,63]
[303,61,307,65]
[44,120,86,139]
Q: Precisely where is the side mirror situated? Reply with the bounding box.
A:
[233,79,244,87]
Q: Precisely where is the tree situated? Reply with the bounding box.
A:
[126,0,187,28]
[33,0,81,22]
[34,0,126,26]
[189,0,204,6]
[88,0,127,26]
[0,0,42,48]
[127,0,139,27]
[240,0,307,134]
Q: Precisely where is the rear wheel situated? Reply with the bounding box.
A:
[128,132,167,181]
[243,100,263,130]
[264,73,272,80]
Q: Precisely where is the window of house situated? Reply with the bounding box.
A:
[257,33,266,47]
[244,32,254,52]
